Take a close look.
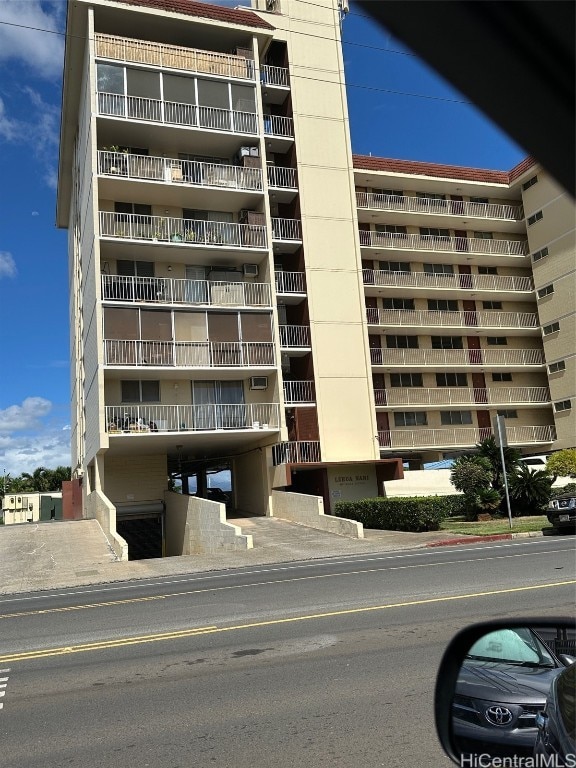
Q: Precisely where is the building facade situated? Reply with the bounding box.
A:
[57,0,574,549]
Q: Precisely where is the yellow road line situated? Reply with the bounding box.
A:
[1,580,574,664]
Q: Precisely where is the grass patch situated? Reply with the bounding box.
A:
[440,515,552,536]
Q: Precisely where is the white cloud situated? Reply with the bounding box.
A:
[0,0,64,80]
[32,210,40,216]
[0,251,17,278]
[0,397,52,432]
[0,428,71,476]
[0,96,20,141]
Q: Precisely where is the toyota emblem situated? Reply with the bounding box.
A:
[485,706,514,726]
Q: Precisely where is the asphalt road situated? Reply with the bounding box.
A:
[0,537,574,768]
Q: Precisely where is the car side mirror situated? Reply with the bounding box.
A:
[434,618,575,764]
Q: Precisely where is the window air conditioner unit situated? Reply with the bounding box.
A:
[243,263,259,277]
[250,376,268,390]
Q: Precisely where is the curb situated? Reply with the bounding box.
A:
[426,530,545,548]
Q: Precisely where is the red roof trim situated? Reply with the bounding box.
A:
[352,155,511,184]
[114,0,275,30]
[508,157,537,182]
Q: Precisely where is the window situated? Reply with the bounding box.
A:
[497,409,518,418]
[470,196,489,204]
[548,361,566,374]
[528,210,543,225]
[532,246,549,262]
[428,299,458,312]
[441,411,473,425]
[483,301,503,310]
[373,188,403,198]
[117,260,154,277]
[436,373,467,387]
[478,266,498,275]
[424,263,454,275]
[391,373,423,387]
[394,412,428,427]
[383,298,415,310]
[431,336,463,350]
[473,231,493,239]
[543,322,560,335]
[416,192,446,201]
[386,335,419,349]
[522,175,538,190]
[121,380,160,403]
[492,373,513,382]
[555,400,572,412]
[420,227,450,238]
[379,260,411,273]
[487,337,508,346]
[375,224,407,234]
[537,284,554,299]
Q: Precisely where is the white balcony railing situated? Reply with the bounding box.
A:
[98,151,263,191]
[363,270,533,293]
[99,212,267,249]
[97,92,258,135]
[267,165,297,189]
[356,192,523,221]
[374,387,551,407]
[271,217,302,241]
[272,441,321,465]
[102,275,271,307]
[96,33,256,80]
[378,425,556,450]
[279,325,311,348]
[261,64,290,87]
[106,403,280,434]
[264,114,294,138]
[283,380,316,404]
[359,230,528,256]
[370,347,546,368]
[366,308,539,329]
[104,340,275,368]
[275,271,306,294]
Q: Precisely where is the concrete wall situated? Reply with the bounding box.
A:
[326,464,378,506]
[104,454,167,504]
[272,490,364,538]
[233,448,270,515]
[84,488,128,560]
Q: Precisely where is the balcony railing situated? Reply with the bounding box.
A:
[99,212,267,249]
[97,92,258,134]
[267,165,297,189]
[374,387,551,407]
[283,380,316,404]
[102,275,272,307]
[96,33,256,80]
[275,271,306,294]
[359,230,528,256]
[356,192,523,221]
[104,340,275,368]
[98,151,263,191]
[279,325,311,348]
[378,425,556,450]
[366,308,539,330]
[363,270,533,293]
[264,114,294,138]
[272,218,302,241]
[106,403,279,434]
[272,441,321,465]
[370,347,546,368]
[261,64,290,87]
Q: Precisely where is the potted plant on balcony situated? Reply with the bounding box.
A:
[170,232,183,243]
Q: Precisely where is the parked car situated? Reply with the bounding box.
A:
[534,662,576,765]
[205,488,230,504]
[548,493,576,532]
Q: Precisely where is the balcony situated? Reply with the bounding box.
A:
[101,275,272,308]
[272,441,321,465]
[261,64,290,88]
[283,380,316,405]
[366,308,539,332]
[374,387,551,408]
[363,270,533,299]
[105,403,280,434]
[267,166,298,202]
[263,115,294,151]
[104,340,276,368]
[370,347,546,370]
[271,218,302,253]
[96,33,256,80]
[279,325,311,351]
[378,425,556,451]
[356,192,523,222]
[275,271,306,303]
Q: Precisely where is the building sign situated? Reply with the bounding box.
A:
[327,465,378,503]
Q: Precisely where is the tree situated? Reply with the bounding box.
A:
[508,464,555,516]
[475,436,521,492]
[20,467,51,493]
[546,449,576,478]
[450,455,493,494]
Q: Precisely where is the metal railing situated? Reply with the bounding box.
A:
[366,308,539,329]
[275,271,306,294]
[263,114,294,137]
[363,270,533,293]
[272,441,321,465]
[374,387,551,407]
[98,151,263,191]
[370,347,546,367]
[356,192,523,221]
[97,92,258,134]
[96,33,256,80]
[99,212,267,249]
[104,340,276,368]
[283,380,316,404]
[267,165,297,189]
[105,403,279,434]
[279,325,311,348]
[359,230,528,256]
[378,425,556,450]
[261,64,290,87]
[271,218,302,241]
[101,275,272,307]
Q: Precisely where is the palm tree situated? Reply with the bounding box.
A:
[20,467,51,493]
[475,436,521,492]
[508,464,554,516]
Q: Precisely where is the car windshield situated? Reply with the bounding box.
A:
[466,628,556,667]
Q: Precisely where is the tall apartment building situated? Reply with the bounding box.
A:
[57,0,574,552]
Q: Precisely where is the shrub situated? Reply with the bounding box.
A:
[334,496,449,532]
[551,483,576,499]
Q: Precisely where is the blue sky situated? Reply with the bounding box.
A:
[0,0,526,476]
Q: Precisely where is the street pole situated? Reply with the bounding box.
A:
[494,415,513,529]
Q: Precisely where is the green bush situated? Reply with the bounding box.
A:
[551,483,576,499]
[334,496,449,532]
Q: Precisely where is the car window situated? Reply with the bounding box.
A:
[467,628,555,665]
[557,664,576,740]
